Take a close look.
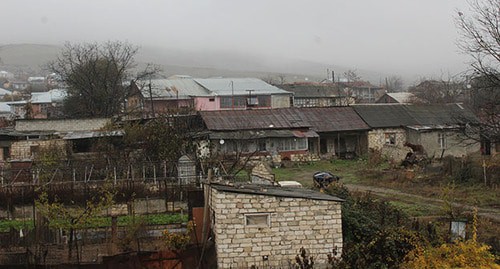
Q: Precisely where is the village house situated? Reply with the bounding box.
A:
[403,104,479,158]
[194,77,292,110]
[338,81,385,103]
[0,118,116,165]
[199,108,316,163]
[208,183,343,268]
[353,105,415,160]
[298,107,369,158]
[199,107,369,162]
[0,71,14,80]
[277,82,353,107]
[127,75,209,117]
[27,76,48,92]
[353,104,480,160]
[376,92,416,104]
[127,76,293,117]
[3,80,29,92]
[7,89,67,119]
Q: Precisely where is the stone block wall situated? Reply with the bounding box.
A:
[10,139,67,160]
[209,188,342,268]
[15,118,111,132]
[368,128,409,160]
[367,128,406,150]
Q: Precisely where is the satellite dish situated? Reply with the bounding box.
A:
[219,139,225,145]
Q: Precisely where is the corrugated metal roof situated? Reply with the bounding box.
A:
[298,107,370,132]
[277,83,343,98]
[7,89,67,105]
[211,183,344,202]
[194,78,292,96]
[200,107,368,132]
[138,78,210,98]
[353,104,416,128]
[383,92,415,103]
[404,104,477,126]
[62,130,124,140]
[209,129,318,140]
[200,108,311,131]
[354,104,478,128]
[0,102,11,112]
[31,89,67,103]
[0,87,11,96]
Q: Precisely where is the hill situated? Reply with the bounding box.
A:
[0,43,389,84]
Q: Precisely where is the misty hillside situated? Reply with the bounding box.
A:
[0,43,389,84]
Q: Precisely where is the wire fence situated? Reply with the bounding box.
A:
[1,160,200,186]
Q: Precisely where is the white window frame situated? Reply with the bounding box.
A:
[438,133,446,149]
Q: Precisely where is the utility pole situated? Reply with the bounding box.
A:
[230,81,234,110]
[148,80,155,118]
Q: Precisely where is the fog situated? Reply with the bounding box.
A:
[1,0,472,82]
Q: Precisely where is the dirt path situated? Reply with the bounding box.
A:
[344,183,500,222]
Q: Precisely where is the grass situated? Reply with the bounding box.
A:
[272,159,369,187]
[0,213,188,232]
[272,158,499,215]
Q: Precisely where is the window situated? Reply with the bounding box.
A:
[245,213,270,227]
[209,98,215,102]
[438,133,446,149]
[258,139,267,151]
[247,96,259,106]
[220,96,246,108]
[384,133,396,145]
[2,147,10,160]
[257,96,271,107]
[277,138,308,151]
[30,145,40,158]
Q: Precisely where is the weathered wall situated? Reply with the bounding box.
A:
[367,128,406,150]
[10,139,67,160]
[271,95,291,108]
[368,128,409,161]
[210,188,342,268]
[15,118,111,132]
[407,129,479,158]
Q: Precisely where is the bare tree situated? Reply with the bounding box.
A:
[408,77,465,104]
[343,69,361,82]
[385,75,404,92]
[456,0,500,145]
[48,41,139,118]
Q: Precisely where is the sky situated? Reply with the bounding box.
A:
[1,0,473,80]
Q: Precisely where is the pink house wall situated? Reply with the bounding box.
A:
[195,97,220,111]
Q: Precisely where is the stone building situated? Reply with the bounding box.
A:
[353,104,480,161]
[208,183,343,268]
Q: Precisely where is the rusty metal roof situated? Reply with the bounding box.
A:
[200,108,311,131]
[200,107,368,132]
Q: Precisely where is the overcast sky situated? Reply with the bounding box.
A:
[2,0,473,79]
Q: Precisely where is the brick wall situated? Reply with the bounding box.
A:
[209,187,342,268]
